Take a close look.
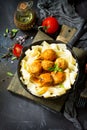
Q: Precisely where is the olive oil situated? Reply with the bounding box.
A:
[14,1,36,30]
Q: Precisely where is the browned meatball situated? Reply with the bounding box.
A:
[41,60,54,71]
[30,75,39,84]
[41,49,57,61]
[39,73,53,86]
[55,58,68,70]
[51,71,65,84]
[28,60,42,74]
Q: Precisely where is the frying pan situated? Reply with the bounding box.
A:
[17,40,80,99]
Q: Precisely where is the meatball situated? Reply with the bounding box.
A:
[51,71,65,84]
[39,73,53,86]
[41,49,57,61]
[41,60,54,71]
[28,60,42,74]
[55,58,68,70]
[30,75,40,84]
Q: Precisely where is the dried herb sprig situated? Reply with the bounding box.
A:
[1,47,12,59]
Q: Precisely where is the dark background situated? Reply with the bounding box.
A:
[0,0,87,130]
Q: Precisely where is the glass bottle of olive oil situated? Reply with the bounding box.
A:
[14,1,36,30]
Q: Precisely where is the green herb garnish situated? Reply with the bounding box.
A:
[10,29,19,38]
[11,29,19,37]
[3,28,19,38]
[7,72,14,76]
[48,64,63,72]
[6,28,9,33]
[3,28,9,37]
[59,84,64,88]
[11,29,19,33]
[11,56,17,60]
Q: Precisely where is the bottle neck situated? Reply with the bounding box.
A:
[17,2,29,13]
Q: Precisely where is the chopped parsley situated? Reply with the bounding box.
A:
[59,84,64,88]
[3,28,19,38]
[7,72,14,77]
[48,64,63,72]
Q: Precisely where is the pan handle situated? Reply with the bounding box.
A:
[56,21,86,49]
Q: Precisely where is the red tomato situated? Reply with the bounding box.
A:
[42,16,59,34]
[12,43,23,57]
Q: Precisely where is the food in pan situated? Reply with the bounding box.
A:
[19,41,78,98]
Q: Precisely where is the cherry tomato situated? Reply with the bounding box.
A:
[42,16,59,34]
[12,43,23,57]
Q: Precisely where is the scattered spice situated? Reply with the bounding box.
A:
[11,60,14,64]
[16,34,29,44]
[1,79,5,82]
[30,36,33,40]
[3,33,7,37]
